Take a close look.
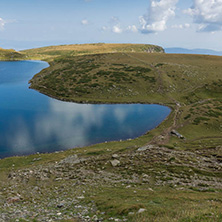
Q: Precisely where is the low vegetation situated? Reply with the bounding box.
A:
[0,43,222,221]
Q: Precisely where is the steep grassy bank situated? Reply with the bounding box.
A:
[0,43,222,221]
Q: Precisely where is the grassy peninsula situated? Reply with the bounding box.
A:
[0,43,222,221]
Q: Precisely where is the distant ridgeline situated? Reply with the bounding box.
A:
[21,43,165,61]
[0,43,164,61]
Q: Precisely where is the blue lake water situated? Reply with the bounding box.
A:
[0,61,171,158]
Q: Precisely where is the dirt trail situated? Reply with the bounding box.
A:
[124,53,183,145]
[147,103,181,145]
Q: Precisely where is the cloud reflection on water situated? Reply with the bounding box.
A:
[3,98,171,157]
[35,99,108,149]
[7,118,35,154]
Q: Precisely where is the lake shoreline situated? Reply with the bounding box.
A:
[29,84,173,107]
[0,59,172,158]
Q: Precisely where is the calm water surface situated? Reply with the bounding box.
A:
[0,61,171,158]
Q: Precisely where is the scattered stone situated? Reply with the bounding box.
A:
[7,195,21,204]
[1,134,222,221]
[137,208,146,214]
[137,145,154,152]
[32,157,42,162]
[60,154,81,165]
[137,146,148,152]
[110,159,120,167]
[92,215,98,221]
[112,154,119,159]
[57,202,65,208]
[171,130,184,139]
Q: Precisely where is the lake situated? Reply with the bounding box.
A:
[0,61,171,158]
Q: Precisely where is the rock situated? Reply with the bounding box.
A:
[137,146,148,152]
[60,154,81,165]
[137,145,154,152]
[57,202,65,208]
[137,208,146,214]
[110,159,120,167]
[92,215,98,221]
[142,173,149,178]
[171,130,184,139]
[148,188,154,192]
[7,195,21,204]
[112,154,119,159]
[32,157,42,162]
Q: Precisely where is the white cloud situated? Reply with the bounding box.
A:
[81,19,89,25]
[102,16,137,34]
[140,0,178,33]
[112,25,123,34]
[0,18,6,30]
[127,25,138,33]
[104,16,123,34]
[184,0,222,32]
[171,23,190,29]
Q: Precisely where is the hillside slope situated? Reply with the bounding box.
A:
[0,47,26,60]
[0,44,222,221]
[22,43,164,61]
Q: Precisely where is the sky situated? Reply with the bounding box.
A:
[0,0,222,51]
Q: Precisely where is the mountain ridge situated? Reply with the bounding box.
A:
[165,47,222,56]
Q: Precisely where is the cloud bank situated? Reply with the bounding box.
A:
[185,0,222,32]
[140,0,178,33]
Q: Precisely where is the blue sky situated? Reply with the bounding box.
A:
[0,0,222,50]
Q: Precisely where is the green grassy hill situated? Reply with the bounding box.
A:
[22,43,164,60]
[0,47,26,60]
[0,43,222,221]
